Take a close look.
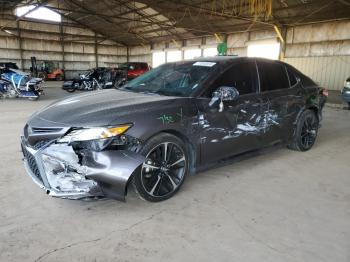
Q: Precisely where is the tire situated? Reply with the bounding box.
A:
[133,133,189,202]
[348,102,350,110]
[65,88,76,93]
[38,72,47,80]
[288,109,319,152]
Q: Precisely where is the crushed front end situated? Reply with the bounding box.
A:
[21,125,145,200]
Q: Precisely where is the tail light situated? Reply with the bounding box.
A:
[321,88,329,97]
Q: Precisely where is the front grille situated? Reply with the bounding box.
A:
[33,140,51,150]
[22,144,42,183]
[31,127,63,133]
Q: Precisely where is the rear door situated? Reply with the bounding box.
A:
[256,60,304,145]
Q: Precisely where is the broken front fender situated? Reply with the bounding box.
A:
[82,150,145,200]
[21,138,145,201]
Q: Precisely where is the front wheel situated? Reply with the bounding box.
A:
[133,133,188,202]
[65,88,76,93]
[288,109,319,151]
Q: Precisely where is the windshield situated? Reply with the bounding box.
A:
[119,63,130,70]
[121,61,217,97]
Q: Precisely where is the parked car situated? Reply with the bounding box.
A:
[118,62,150,80]
[0,62,19,69]
[341,76,350,109]
[21,57,327,202]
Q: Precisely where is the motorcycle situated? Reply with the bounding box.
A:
[0,67,43,100]
[62,67,127,93]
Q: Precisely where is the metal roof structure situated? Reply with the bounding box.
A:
[1,0,350,46]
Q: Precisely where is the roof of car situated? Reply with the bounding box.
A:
[190,56,282,64]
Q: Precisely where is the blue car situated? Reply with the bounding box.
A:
[341,77,350,109]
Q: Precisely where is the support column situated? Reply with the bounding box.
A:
[165,42,169,63]
[201,37,206,57]
[279,27,287,61]
[94,32,98,67]
[274,25,287,61]
[126,46,130,62]
[59,23,65,70]
[181,40,185,60]
[17,21,24,70]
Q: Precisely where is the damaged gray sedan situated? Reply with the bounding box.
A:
[21,57,327,202]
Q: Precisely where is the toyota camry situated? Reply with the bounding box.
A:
[21,57,327,202]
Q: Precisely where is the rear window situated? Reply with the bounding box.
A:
[300,75,316,87]
[287,65,316,87]
[257,61,290,92]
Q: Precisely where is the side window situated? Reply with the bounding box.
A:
[257,61,290,92]
[286,67,297,86]
[206,62,257,97]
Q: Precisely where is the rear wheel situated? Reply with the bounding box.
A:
[65,88,76,93]
[133,133,188,202]
[288,109,319,151]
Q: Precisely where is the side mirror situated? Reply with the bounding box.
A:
[209,86,239,112]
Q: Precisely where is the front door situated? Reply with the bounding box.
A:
[197,60,262,163]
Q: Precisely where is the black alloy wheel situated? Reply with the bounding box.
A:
[133,133,188,202]
[288,109,319,152]
[300,113,318,149]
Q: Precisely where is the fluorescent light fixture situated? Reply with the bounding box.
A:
[4,30,13,35]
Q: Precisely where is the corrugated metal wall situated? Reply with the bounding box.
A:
[0,14,127,79]
[144,20,350,91]
[284,56,350,90]
[284,20,350,91]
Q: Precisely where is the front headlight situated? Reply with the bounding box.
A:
[58,124,132,143]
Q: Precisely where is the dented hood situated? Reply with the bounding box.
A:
[29,89,178,127]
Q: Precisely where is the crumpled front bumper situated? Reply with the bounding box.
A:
[21,137,144,200]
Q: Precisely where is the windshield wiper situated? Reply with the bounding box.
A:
[156,90,184,97]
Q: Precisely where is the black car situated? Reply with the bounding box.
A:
[21,57,327,202]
